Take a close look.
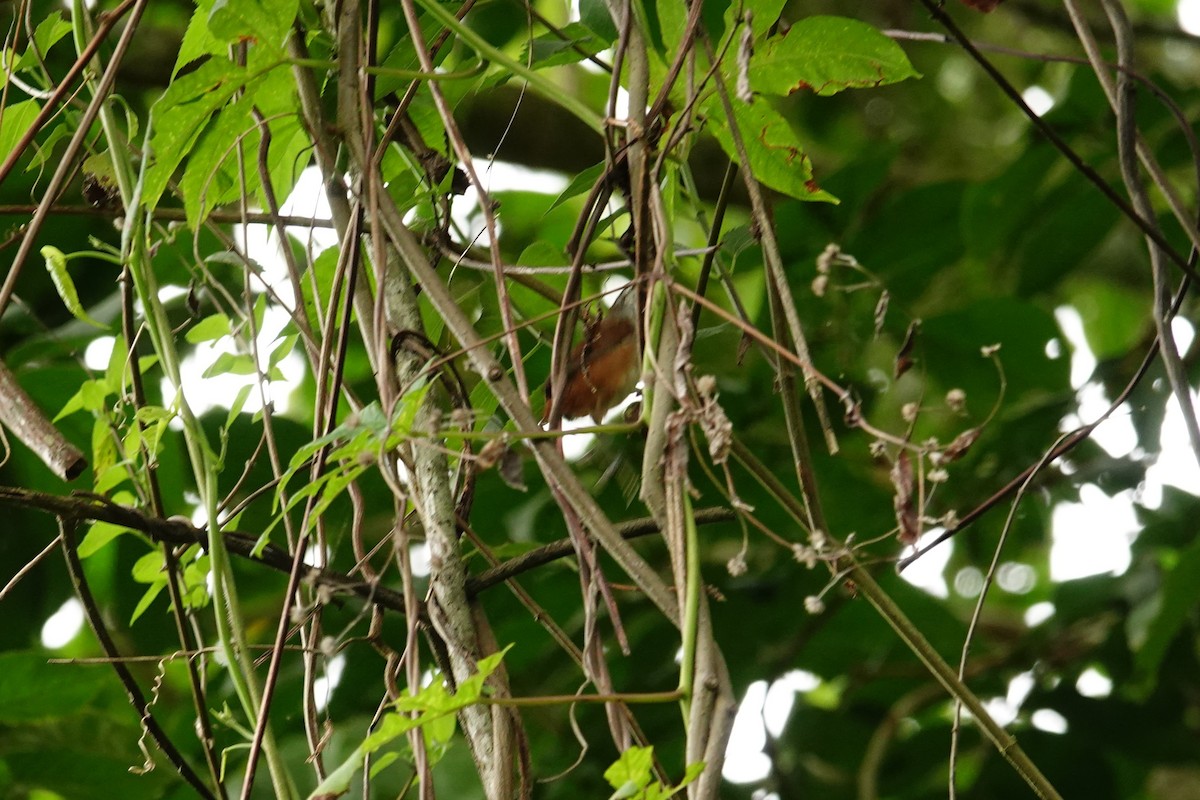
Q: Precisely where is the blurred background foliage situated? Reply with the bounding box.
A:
[2,0,1200,798]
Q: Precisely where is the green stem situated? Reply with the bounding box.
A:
[729,442,1061,799]
[677,492,701,714]
[409,0,604,133]
[846,566,1063,800]
[70,3,294,794]
[287,56,485,81]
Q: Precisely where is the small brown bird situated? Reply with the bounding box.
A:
[545,285,640,425]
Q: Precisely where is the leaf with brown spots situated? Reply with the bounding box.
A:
[704,95,838,204]
[751,16,920,98]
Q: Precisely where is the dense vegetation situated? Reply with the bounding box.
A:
[1,0,1199,798]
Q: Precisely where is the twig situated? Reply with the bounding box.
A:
[0,0,138,189]
[0,534,61,601]
[1094,0,1200,468]
[465,507,734,594]
[401,0,529,403]
[120,258,227,797]
[0,0,149,322]
[0,204,336,227]
[58,516,218,799]
[915,0,1196,282]
[948,432,1069,796]
[702,33,838,453]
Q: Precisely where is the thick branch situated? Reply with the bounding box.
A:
[0,360,86,481]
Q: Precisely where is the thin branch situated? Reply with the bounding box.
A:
[1007,0,1199,43]
[0,0,149,322]
[0,533,61,601]
[915,0,1197,283]
[702,33,838,453]
[120,258,227,797]
[948,432,1069,796]
[466,507,734,594]
[0,203,336,228]
[1095,0,1200,468]
[58,516,218,800]
[0,0,138,189]
[0,485,722,629]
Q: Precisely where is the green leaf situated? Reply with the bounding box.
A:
[268,333,299,368]
[363,702,431,751]
[255,116,308,213]
[1068,280,1150,361]
[578,0,618,42]
[704,96,837,203]
[26,13,74,68]
[93,462,130,494]
[131,550,166,583]
[456,645,512,698]
[735,0,786,39]
[605,745,655,792]
[186,313,232,344]
[178,94,254,228]
[656,0,689,55]
[175,0,223,75]
[367,752,400,779]
[309,747,368,800]
[144,59,246,211]
[130,580,167,624]
[523,23,605,70]
[104,334,128,392]
[547,161,606,215]
[423,703,458,745]
[40,246,106,329]
[202,351,257,378]
[303,463,368,533]
[81,152,120,203]
[0,652,110,721]
[0,99,40,164]
[121,423,142,462]
[25,121,70,171]
[680,762,706,785]
[77,521,136,559]
[54,378,111,422]
[177,63,301,227]
[182,555,212,610]
[134,405,175,460]
[315,647,513,798]
[1131,537,1200,695]
[92,416,117,476]
[208,0,299,56]
[750,16,920,97]
[225,384,254,428]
